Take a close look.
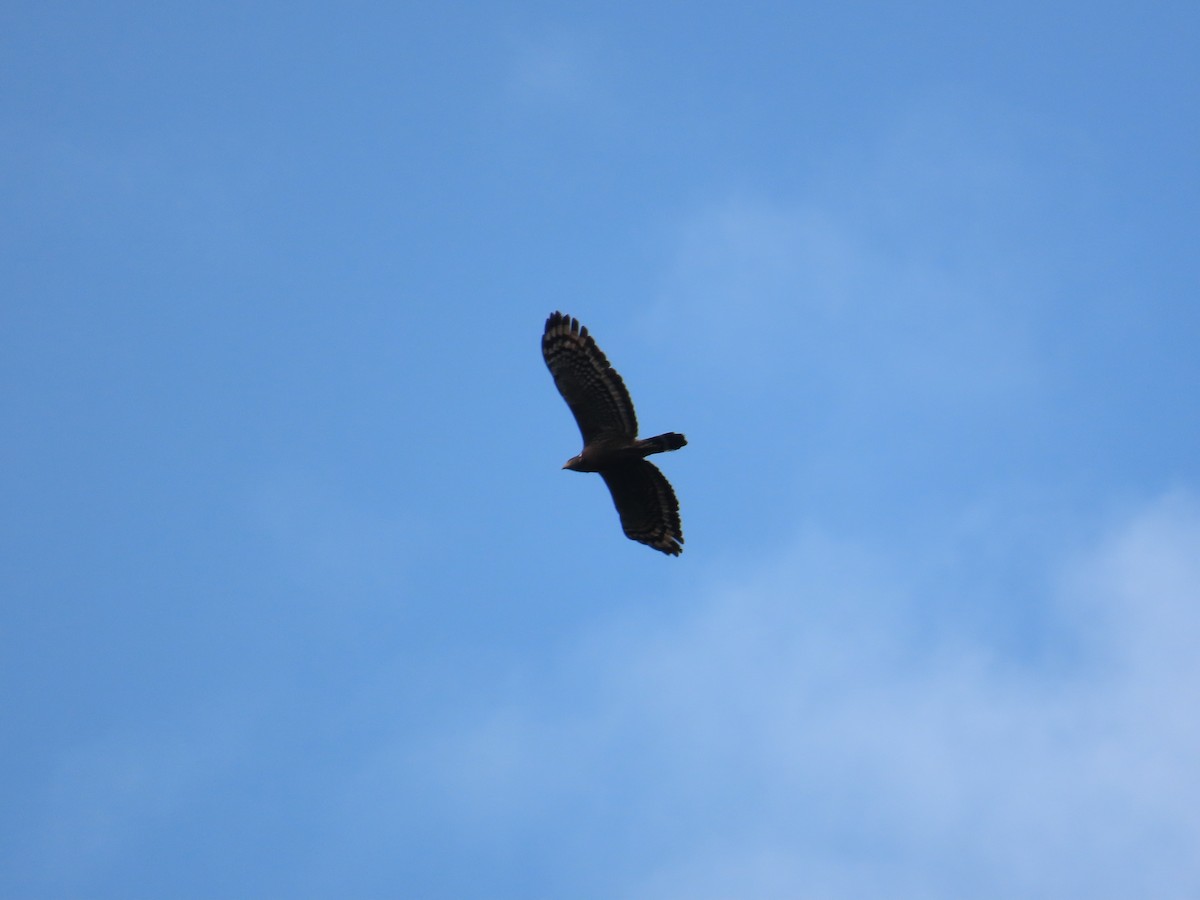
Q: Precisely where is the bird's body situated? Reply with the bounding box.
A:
[563,431,686,473]
[542,312,686,555]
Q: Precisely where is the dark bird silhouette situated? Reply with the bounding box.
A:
[542,311,686,555]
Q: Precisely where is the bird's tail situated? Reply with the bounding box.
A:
[637,432,687,456]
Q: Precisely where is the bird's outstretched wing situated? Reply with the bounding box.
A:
[599,460,684,556]
[542,312,638,443]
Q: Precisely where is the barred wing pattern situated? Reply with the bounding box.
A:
[542,312,638,443]
[600,462,684,557]
[543,311,686,556]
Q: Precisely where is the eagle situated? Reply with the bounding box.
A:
[542,311,686,555]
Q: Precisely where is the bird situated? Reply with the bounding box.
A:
[542,311,686,555]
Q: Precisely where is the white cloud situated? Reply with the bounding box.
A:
[394,492,1200,898]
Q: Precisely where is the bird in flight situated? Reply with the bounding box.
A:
[542,311,686,555]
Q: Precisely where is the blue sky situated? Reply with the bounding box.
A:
[3,2,1199,897]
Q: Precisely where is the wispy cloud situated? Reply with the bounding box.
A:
[20,702,254,896]
[643,97,1047,404]
[384,491,1200,898]
[500,28,608,113]
[248,467,413,599]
